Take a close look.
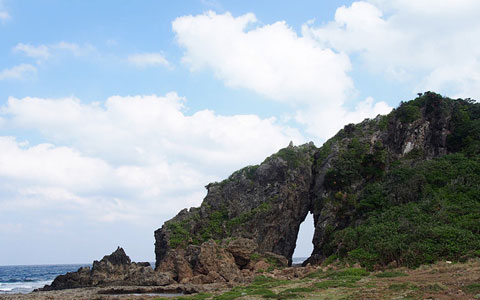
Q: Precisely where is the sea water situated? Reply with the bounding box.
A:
[292,257,308,265]
[0,264,90,294]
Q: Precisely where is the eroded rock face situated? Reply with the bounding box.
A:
[155,92,460,276]
[155,142,317,272]
[41,247,174,291]
[156,238,286,284]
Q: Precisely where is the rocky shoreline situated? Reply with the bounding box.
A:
[3,259,480,300]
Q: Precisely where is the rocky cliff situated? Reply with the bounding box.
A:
[155,92,480,280]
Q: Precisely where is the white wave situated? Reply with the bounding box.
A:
[0,280,53,294]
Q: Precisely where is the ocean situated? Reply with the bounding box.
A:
[0,264,90,294]
[292,257,308,265]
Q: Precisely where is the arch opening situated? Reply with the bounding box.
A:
[292,212,314,265]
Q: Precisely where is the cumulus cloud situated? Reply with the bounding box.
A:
[0,93,304,226]
[303,0,480,99]
[173,11,352,104]
[0,63,36,80]
[172,11,391,140]
[128,52,170,68]
[4,93,303,168]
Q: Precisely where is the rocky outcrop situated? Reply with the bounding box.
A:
[154,141,315,279]
[156,238,287,284]
[155,92,467,277]
[41,247,174,291]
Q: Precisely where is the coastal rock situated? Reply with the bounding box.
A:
[41,247,174,291]
[226,238,257,268]
[157,240,245,284]
[155,92,466,275]
[154,142,316,270]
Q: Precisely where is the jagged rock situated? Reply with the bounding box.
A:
[99,247,131,265]
[175,254,193,283]
[264,252,288,267]
[41,247,174,290]
[226,238,257,268]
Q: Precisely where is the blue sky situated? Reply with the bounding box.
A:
[1,0,480,265]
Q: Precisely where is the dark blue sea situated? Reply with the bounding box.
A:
[0,264,90,294]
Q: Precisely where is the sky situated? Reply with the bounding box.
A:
[1,0,480,265]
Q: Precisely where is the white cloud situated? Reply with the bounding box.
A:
[0,137,110,191]
[303,0,480,99]
[0,63,36,80]
[13,43,51,60]
[0,93,304,226]
[0,10,9,22]
[296,97,391,138]
[53,41,96,56]
[13,42,96,62]
[172,11,391,140]
[0,0,10,23]
[128,52,170,68]
[4,93,303,169]
[173,11,352,104]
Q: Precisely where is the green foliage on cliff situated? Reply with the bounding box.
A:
[324,138,386,190]
[324,96,480,268]
[167,220,191,248]
[447,98,480,155]
[318,93,480,269]
[396,101,421,124]
[227,201,271,230]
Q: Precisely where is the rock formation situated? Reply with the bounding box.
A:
[155,92,479,280]
[40,247,174,290]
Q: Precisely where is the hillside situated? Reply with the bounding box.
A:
[154,92,480,283]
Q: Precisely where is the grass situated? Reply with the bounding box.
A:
[375,271,408,278]
[388,282,418,291]
[463,283,480,294]
[314,279,356,289]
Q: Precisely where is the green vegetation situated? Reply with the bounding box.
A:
[329,153,480,268]
[226,201,271,230]
[447,98,480,155]
[167,220,191,248]
[211,276,294,300]
[198,209,229,241]
[319,93,480,269]
[388,282,418,291]
[267,143,314,169]
[168,200,273,248]
[463,283,480,294]
[396,101,421,124]
[323,138,386,191]
[375,271,407,278]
